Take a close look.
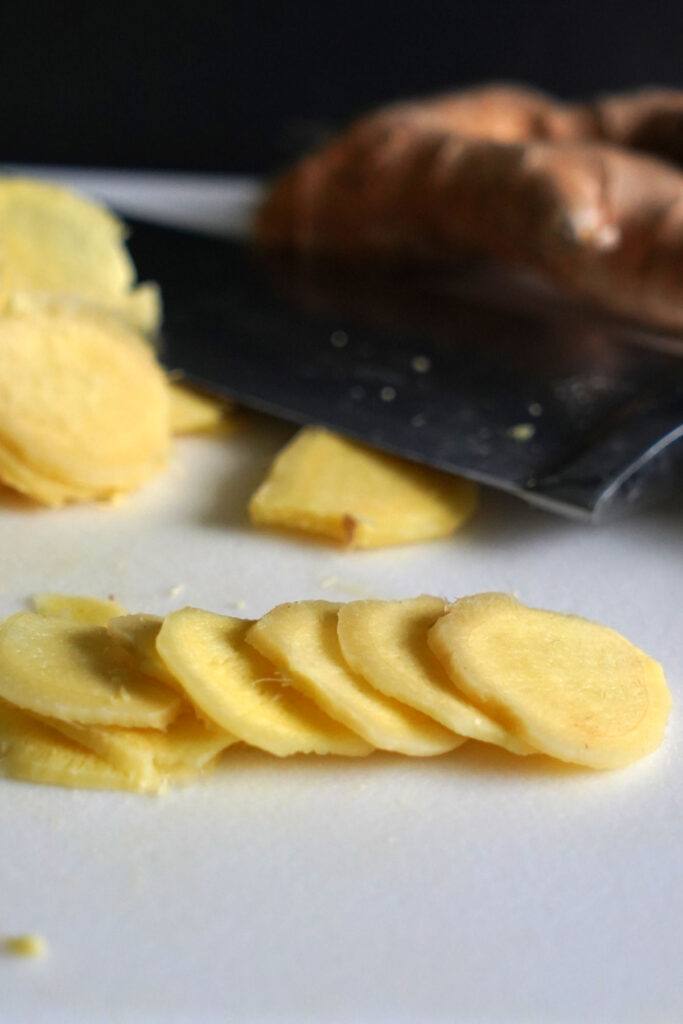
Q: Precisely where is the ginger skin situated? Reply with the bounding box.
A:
[256,85,683,331]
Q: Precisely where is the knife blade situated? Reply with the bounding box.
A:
[126,217,683,521]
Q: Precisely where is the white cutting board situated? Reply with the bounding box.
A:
[1,171,682,1024]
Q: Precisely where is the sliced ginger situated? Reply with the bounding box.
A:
[156,608,371,757]
[33,593,128,627]
[48,713,236,791]
[0,179,170,508]
[5,283,162,339]
[0,613,181,728]
[0,591,670,793]
[167,380,236,435]
[108,613,182,690]
[0,177,158,333]
[0,309,170,504]
[16,596,234,791]
[246,600,463,755]
[0,699,164,793]
[428,593,671,769]
[337,596,532,755]
[249,427,478,548]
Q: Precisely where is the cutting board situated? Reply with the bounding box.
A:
[2,170,681,1024]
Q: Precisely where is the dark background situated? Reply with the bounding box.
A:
[2,1,682,175]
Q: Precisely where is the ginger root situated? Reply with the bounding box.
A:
[255,85,683,331]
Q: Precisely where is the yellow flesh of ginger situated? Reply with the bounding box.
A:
[246,601,463,755]
[0,613,181,729]
[156,608,372,757]
[337,596,532,755]
[33,593,128,627]
[108,614,183,691]
[428,593,671,769]
[0,310,170,502]
[47,712,236,790]
[248,426,478,547]
[0,439,99,506]
[5,283,162,338]
[2,935,47,958]
[167,381,235,435]
[0,700,166,793]
[0,178,135,303]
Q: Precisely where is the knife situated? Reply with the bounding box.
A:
[125,217,683,521]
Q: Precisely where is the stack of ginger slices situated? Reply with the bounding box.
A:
[0,592,670,793]
[0,177,234,507]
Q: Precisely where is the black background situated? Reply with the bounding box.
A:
[2,1,682,175]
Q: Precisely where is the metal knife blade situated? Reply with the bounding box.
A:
[126,217,683,521]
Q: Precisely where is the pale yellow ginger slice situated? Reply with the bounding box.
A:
[6,282,162,337]
[337,596,532,755]
[0,613,181,728]
[33,593,128,627]
[108,614,181,691]
[0,439,97,507]
[0,178,134,304]
[156,608,372,757]
[0,700,165,793]
[48,712,237,790]
[0,309,170,504]
[428,593,672,769]
[167,380,235,435]
[248,426,477,548]
[247,601,464,755]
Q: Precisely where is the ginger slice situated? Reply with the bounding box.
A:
[247,600,464,755]
[0,700,165,793]
[48,712,237,790]
[337,596,532,755]
[0,309,170,503]
[33,593,128,627]
[167,380,235,435]
[108,614,182,691]
[0,437,98,507]
[5,283,162,339]
[428,593,671,769]
[248,427,477,548]
[0,177,135,304]
[156,608,372,757]
[0,613,181,728]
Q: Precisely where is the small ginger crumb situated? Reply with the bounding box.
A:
[3,934,47,958]
[169,584,185,598]
[410,355,431,373]
[507,423,536,442]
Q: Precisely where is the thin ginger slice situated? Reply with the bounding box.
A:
[0,438,99,507]
[0,178,134,304]
[428,593,672,769]
[156,608,372,757]
[247,601,464,755]
[337,596,532,755]
[48,712,237,790]
[248,427,477,548]
[0,699,165,793]
[167,380,235,435]
[0,613,181,728]
[33,593,128,627]
[0,310,170,502]
[28,598,235,786]
[5,282,162,338]
[108,614,182,691]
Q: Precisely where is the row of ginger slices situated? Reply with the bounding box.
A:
[0,592,671,792]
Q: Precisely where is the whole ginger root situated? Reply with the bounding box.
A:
[255,85,683,331]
